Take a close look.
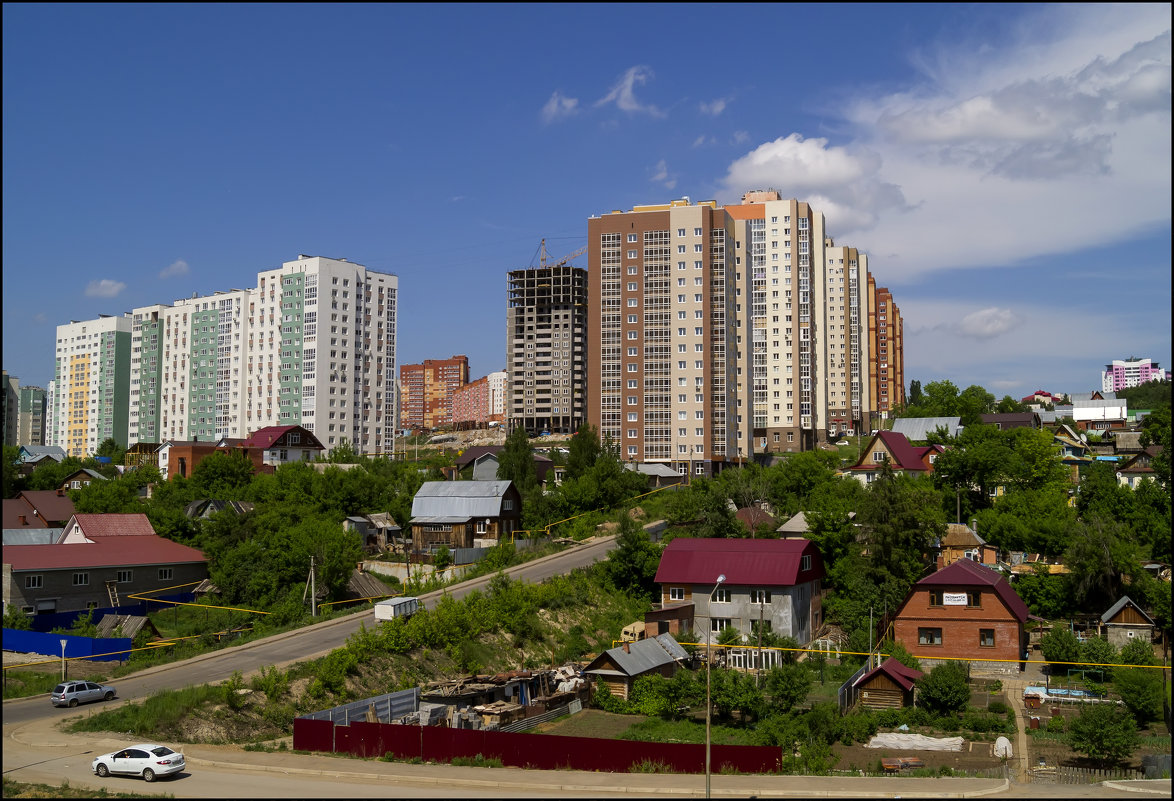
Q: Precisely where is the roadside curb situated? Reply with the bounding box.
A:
[1101,780,1174,795]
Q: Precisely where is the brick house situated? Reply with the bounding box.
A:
[2,513,207,616]
[653,538,825,671]
[893,558,1029,676]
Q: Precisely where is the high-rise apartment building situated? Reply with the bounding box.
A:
[50,315,132,456]
[453,370,507,427]
[1102,358,1169,392]
[587,199,737,474]
[588,193,902,465]
[868,278,904,419]
[399,356,469,430]
[2,371,17,447]
[506,264,587,435]
[18,384,47,446]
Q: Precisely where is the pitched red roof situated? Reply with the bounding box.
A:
[4,538,206,571]
[915,558,1029,623]
[854,656,924,692]
[71,514,159,538]
[17,490,78,524]
[851,430,928,472]
[241,426,299,449]
[3,498,49,529]
[735,507,776,532]
[654,537,824,587]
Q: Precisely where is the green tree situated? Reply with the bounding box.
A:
[957,384,996,427]
[1118,636,1156,666]
[765,662,812,715]
[908,380,924,408]
[189,450,255,499]
[604,517,661,600]
[856,462,944,587]
[327,439,359,464]
[922,380,961,417]
[1039,627,1081,670]
[1065,517,1144,609]
[996,395,1028,414]
[3,603,32,630]
[72,475,145,514]
[433,544,452,571]
[1137,405,1171,486]
[3,444,26,499]
[1079,636,1117,682]
[1013,562,1074,619]
[564,424,602,482]
[1113,668,1164,725]
[881,638,921,671]
[1068,704,1140,765]
[497,425,538,495]
[915,661,970,715]
[95,437,126,466]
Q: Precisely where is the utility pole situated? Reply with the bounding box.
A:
[311,555,317,617]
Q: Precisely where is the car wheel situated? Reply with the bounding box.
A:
[143,768,155,783]
[69,698,78,707]
[104,691,114,701]
[96,763,109,777]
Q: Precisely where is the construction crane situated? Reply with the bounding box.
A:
[530,238,586,270]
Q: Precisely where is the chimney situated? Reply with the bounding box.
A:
[357,562,363,572]
[622,641,630,653]
[18,515,27,525]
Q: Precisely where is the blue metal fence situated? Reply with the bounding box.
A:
[2,628,132,663]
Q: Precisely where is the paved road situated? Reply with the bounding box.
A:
[2,535,618,727]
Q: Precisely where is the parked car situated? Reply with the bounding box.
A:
[50,681,115,707]
[92,744,185,782]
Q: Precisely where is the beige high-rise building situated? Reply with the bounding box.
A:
[506,264,587,435]
[587,198,737,476]
[588,193,898,465]
[50,314,133,456]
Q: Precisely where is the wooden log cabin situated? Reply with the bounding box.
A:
[852,657,924,710]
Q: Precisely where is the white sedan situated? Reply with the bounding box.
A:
[91,744,185,782]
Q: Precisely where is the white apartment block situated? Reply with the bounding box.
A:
[250,255,398,455]
[51,314,132,456]
[487,370,507,420]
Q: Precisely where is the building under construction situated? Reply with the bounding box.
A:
[506,241,587,436]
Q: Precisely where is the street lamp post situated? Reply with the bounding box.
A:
[59,639,67,682]
[705,573,726,799]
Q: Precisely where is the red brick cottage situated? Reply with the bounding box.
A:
[892,559,1029,676]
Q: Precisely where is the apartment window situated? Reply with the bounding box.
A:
[158,568,174,581]
[73,572,90,586]
[669,587,685,601]
[628,446,637,456]
[714,587,730,603]
[24,575,43,589]
[627,234,638,242]
[627,429,637,438]
[117,569,133,583]
[711,618,732,632]
[979,629,995,648]
[918,627,943,646]
[750,589,771,604]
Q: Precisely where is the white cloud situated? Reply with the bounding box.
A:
[595,66,665,117]
[956,307,1019,339]
[33,313,46,324]
[541,91,579,124]
[692,135,714,148]
[718,7,1172,280]
[731,130,749,145]
[158,259,188,279]
[699,97,730,116]
[651,159,677,190]
[85,279,126,298]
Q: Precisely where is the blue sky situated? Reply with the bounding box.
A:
[3,4,1170,399]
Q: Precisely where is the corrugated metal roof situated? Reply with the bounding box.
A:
[1101,595,1155,625]
[890,417,962,442]
[654,538,824,586]
[2,529,60,545]
[411,481,512,519]
[588,633,688,677]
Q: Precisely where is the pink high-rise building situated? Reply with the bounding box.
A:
[1101,358,1169,392]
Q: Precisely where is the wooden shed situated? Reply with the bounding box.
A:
[1100,596,1155,649]
[583,633,689,700]
[853,657,923,710]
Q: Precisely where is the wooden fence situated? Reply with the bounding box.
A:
[1030,765,1143,784]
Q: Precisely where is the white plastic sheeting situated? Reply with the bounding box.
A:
[994,736,1013,758]
[865,733,964,751]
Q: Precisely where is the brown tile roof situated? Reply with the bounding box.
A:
[16,490,78,525]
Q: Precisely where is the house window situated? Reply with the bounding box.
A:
[117,569,133,583]
[750,589,771,604]
[158,568,174,581]
[87,601,99,610]
[25,575,43,589]
[800,555,811,572]
[503,499,514,511]
[711,618,732,632]
[929,590,944,606]
[73,572,90,586]
[979,629,995,648]
[669,587,685,601]
[714,588,730,603]
[872,451,885,463]
[476,520,487,534]
[918,627,943,646]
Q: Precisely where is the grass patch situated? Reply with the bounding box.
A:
[620,716,757,746]
[450,753,503,768]
[629,759,674,773]
[539,709,646,738]
[2,777,173,798]
[67,684,224,737]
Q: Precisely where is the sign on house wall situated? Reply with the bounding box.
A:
[943,593,969,606]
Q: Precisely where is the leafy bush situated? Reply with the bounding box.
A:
[1114,668,1164,725]
[1046,714,1066,733]
[916,661,970,715]
[1039,627,1081,671]
[1068,704,1140,765]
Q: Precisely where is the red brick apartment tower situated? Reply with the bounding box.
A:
[587,199,737,477]
[868,282,903,420]
[399,356,468,430]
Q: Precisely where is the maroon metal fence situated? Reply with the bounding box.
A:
[294,717,780,774]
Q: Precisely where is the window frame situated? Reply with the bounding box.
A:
[917,627,943,646]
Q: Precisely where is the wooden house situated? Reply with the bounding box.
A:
[853,657,924,710]
[1100,596,1155,648]
[583,633,690,700]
